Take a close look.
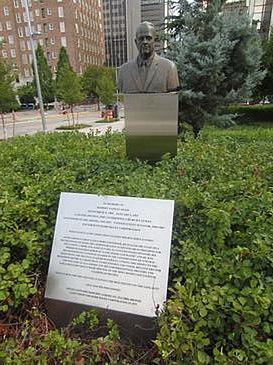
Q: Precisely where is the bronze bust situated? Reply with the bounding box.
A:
[117,22,179,93]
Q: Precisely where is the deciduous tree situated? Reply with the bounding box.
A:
[0,58,18,139]
[95,74,116,106]
[56,65,84,125]
[82,65,116,109]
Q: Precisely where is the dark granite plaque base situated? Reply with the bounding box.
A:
[124,93,178,161]
[126,135,177,161]
[45,298,157,345]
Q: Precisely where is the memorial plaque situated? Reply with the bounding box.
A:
[45,192,174,318]
[124,93,178,161]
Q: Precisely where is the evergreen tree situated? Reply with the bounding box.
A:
[256,30,273,101]
[167,0,265,136]
[32,44,54,104]
[55,46,72,85]
[56,65,84,125]
[0,58,18,139]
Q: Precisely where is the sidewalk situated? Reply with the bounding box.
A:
[0,108,125,140]
[80,120,125,135]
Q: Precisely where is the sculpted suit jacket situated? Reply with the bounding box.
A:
[117,54,179,93]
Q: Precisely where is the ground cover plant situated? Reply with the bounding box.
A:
[0,125,273,364]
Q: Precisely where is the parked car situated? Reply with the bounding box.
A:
[20,103,35,110]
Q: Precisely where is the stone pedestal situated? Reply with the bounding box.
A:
[124,93,178,161]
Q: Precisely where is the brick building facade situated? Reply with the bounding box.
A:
[0,0,105,84]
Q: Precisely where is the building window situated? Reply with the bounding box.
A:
[58,7,64,17]
[50,36,55,45]
[22,54,28,64]
[59,21,65,32]
[52,51,56,59]
[16,13,21,23]
[24,68,30,77]
[8,35,14,44]
[35,9,39,16]
[20,40,26,50]
[11,49,16,58]
[25,26,29,36]
[75,23,78,33]
[13,0,20,8]
[37,23,42,32]
[6,21,12,30]
[18,27,24,37]
[41,8,45,18]
[48,23,54,30]
[47,8,52,15]
[39,39,43,46]
[23,12,28,22]
[2,50,8,58]
[43,23,48,32]
[61,36,67,47]
[27,40,31,50]
[3,6,9,16]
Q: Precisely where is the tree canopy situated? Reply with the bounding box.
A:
[0,59,18,112]
[82,65,116,99]
[256,30,273,101]
[32,44,55,104]
[95,74,116,106]
[56,65,84,124]
[55,46,72,85]
[166,0,265,136]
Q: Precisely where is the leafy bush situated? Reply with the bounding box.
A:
[0,126,273,363]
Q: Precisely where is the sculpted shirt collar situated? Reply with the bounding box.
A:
[137,54,155,68]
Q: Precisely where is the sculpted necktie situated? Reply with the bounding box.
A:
[139,61,148,89]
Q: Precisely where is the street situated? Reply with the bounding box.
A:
[0,105,125,140]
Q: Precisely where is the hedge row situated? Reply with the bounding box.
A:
[223,104,273,124]
[0,126,273,363]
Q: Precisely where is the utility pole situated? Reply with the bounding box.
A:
[25,0,47,132]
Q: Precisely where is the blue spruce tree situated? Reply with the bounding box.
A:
[167,0,265,136]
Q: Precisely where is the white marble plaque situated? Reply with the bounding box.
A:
[45,192,174,317]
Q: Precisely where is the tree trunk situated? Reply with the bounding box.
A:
[1,112,7,140]
[71,105,75,127]
[12,110,16,137]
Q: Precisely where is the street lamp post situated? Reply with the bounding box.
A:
[25,0,47,132]
[115,67,120,119]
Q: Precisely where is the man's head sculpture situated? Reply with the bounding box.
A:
[135,22,156,60]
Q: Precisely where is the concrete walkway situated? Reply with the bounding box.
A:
[0,107,125,140]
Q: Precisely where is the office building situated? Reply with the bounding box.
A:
[141,0,166,52]
[103,0,167,67]
[0,0,105,84]
[223,0,273,39]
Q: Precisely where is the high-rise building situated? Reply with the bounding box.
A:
[222,0,273,39]
[103,0,167,68]
[0,0,105,85]
[141,0,166,53]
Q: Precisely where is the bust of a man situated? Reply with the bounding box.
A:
[117,21,179,93]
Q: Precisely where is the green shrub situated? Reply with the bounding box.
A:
[0,126,273,363]
[223,104,273,124]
